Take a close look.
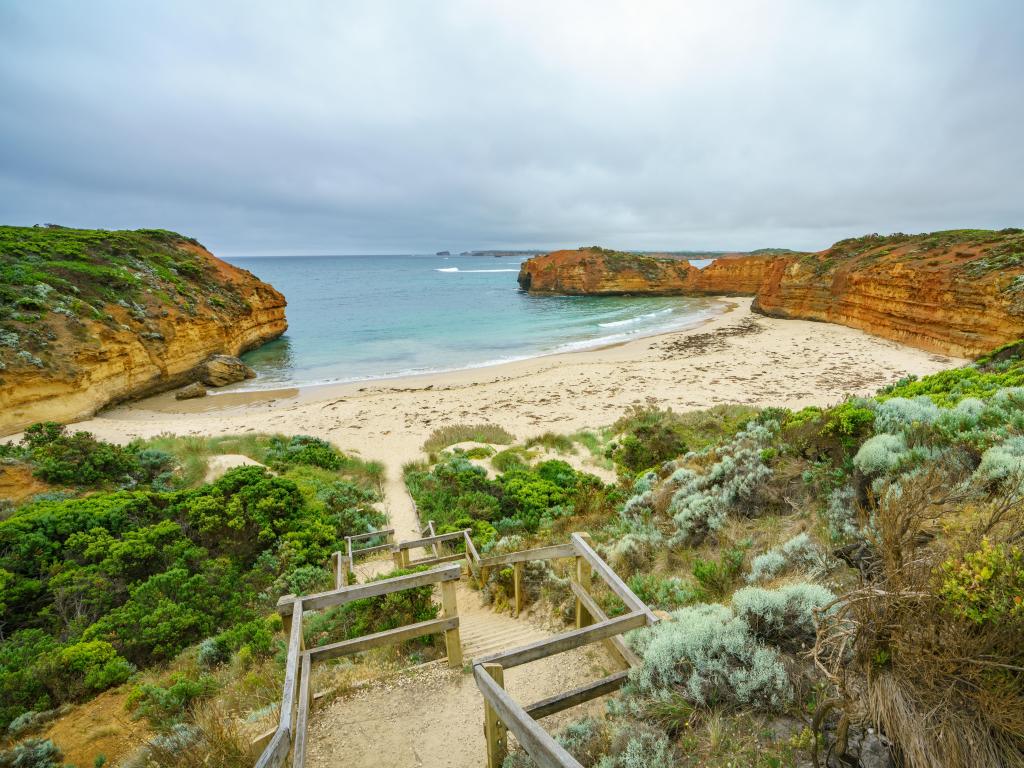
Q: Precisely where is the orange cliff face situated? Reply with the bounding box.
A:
[752,230,1024,358]
[0,229,287,435]
[518,230,1024,358]
[516,248,775,296]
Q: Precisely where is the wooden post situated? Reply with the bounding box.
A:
[513,562,524,618]
[428,520,440,559]
[332,552,342,590]
[482,663,507,768]
[340,555,350,587]
[392,546,404,570]
[440,579,463,669]
[575,533,593,629]
[480,566,491,590]
[346,536,354,568]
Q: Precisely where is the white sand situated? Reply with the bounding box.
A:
[73,298,961,540]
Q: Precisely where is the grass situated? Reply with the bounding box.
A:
[421,423,515,452]
[524,431,576,453]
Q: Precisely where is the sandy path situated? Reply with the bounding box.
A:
[306,582,617,768]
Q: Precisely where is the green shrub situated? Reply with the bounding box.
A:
[263,435,343,471]
[692,547,745,597]
[609,407,687,472]
[627,572,696,610]
[491,448,528,473]
[52,640,134,699]
[940,538,1024,625]
[126,674,219,728]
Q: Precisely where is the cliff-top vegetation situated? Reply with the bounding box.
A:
[0,225,267,375]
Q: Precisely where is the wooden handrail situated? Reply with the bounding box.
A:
[568,580,641,669]
[477,543,575,569]
[394,529,471,551]
[474,664,583,768]
[523,670,629,720]
[308,616,458,662]
[571,533,659,625]
[474,612,646,669]
[254,597,304,768]
[276,563,461,616]
[347,528,395,542]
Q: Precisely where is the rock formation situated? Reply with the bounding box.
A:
[200,355,256,387]
[0,226,287,434]
[518,231,1024,358]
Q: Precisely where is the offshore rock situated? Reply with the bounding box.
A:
[175,382,208,400]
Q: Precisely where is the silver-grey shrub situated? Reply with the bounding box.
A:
[628,603,793,711]
[667,421,776,544]
[732,582,834,651]
[746,532,820,583]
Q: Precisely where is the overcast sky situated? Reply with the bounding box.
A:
[1,1,1021,256]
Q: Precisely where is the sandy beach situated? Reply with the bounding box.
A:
[73,297,962,540]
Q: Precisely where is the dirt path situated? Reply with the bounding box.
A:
[306,582,619,768]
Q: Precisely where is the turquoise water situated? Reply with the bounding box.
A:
[225,254,719,389]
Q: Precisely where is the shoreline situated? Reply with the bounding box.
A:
[69,297,963,540]
[126,297,736,416]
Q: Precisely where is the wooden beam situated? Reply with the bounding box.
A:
[348,541,394,556]
[513,562,524,618]
[307,616,459,662]
[280,599,304,732]
[292,654,312,768]
[395,529,471,551]
[407,552,468,567]
[474,612,647,669]
[428,520,440,559]
[253,727,290,768]
[277,563,461,616]
[474,664,583,768]
[477,543,575,569]
[524,670,629,720]
[482,664,507,768]
[347,528,395,542]
[575,541,593,629]
[571,533,659,625]
[568,580,641,669]
[440,579,463,669]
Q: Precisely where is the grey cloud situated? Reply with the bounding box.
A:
[0,0,1022,255]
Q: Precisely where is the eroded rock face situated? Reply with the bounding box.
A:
[517,248,775,296]
[518,231,1024,358]
[199,355,255,387]
[0,229,287,434]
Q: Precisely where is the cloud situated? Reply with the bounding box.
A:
[0,0,1021,254]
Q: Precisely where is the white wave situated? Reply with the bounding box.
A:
[598,307,673,328]
[434,267,520,273]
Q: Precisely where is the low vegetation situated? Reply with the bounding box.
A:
[422,422,515,453]
[0,427,387,753]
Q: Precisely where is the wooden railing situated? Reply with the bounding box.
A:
[473,533,658,768]
[254,558,463,768]
[329,528,396,588]
[392,527,472,569]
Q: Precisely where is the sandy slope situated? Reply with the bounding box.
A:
[71,298,961,541]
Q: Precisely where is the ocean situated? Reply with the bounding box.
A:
[223,254,719,390]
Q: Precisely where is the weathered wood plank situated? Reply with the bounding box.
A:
[440,579,463,669]
[292,654,312,768]
[477,543,576,569]
[253,727,290,768]
[348,528,395,542]
[277,563,461,616]
[428,520,440,559]
[348,541,393,556]
[474,612,647,669]
[571,533,658,625]
[406,552,468,567]
[513,562,524,618]
[280,600,304,731]
[575,546,592,629]
[395,529,471,551]
[474,664,584,768]
[482,664,507,768]
[464,530,481,564]
[524,670,629,720]
[307,616,459,662]
[568,580,641,669]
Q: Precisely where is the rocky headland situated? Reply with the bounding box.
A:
[518,230,1024,358]
[0,225,286,434]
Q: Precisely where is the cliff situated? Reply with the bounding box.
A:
[516,247,775,296]
[518,230,1024,358]
[752,229,1024,358]
[0,226,287,434]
